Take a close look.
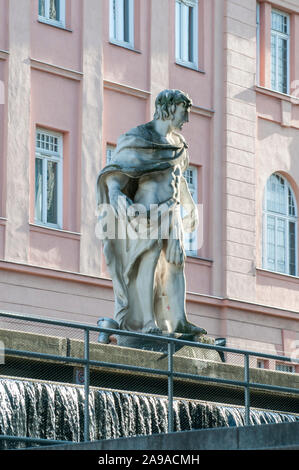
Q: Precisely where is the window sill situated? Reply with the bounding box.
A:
[0,49,9,60]
[186,255,213,266]
[255,85,299,105]
[256,267,299,283]
[29,223,81,240]
[109,40,141,54]
[175,60,205,74]
[38,18,72,33]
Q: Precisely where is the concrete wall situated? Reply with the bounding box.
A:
[36,421,299,450]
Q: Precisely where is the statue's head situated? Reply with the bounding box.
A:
[154,89,192,121]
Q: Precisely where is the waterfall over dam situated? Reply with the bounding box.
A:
[0,377,298,449]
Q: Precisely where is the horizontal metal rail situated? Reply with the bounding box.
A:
[0,309,298,449]
[4,347,299,396]
[0,310,297,362]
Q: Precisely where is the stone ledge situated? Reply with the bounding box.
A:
[0,328,67,357]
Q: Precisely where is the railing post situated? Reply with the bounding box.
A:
[244,353,250,426]
[168,341,174,433]
[84,328,90,441]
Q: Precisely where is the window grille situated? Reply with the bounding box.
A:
[271,9,290,94]
[35,129,63,228]
[276,363,295,373]
[263,173,297,276]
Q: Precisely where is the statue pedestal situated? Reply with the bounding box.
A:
[116,331,222,362]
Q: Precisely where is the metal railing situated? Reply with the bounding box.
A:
[0,310,298,447]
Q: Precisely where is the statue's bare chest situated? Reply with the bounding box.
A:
[134,166,182,206]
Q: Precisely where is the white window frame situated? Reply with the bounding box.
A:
[262,173,298,277]
[183,166,198,256]
[175,0,199,70]
[109,0,134,49]
[275,363,295,373]
[35,128,63,229]
[271,9,290,94]
[38,0,66,28]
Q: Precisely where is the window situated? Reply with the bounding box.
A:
[35,129,63,228]
[271,9,290,94]
[38,0,65,27]
[276,363,295,373]
[183,166,198,255]
[263,173,297,276]
[106,144,115,165]
[176,0,198,69]
[109,0,134,48]
[257,359,269,369]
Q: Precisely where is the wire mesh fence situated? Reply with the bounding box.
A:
[0,310,298,449]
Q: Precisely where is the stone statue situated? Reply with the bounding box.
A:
[96,89,207,340]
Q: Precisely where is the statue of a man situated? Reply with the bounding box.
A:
[96,89,207,337]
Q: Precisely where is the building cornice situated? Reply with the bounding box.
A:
[103,79,151,100]
[190,104,215,118]
[30,58,83,81]
[187,289,299,320]
[29,223,81,241]
[103,79,215,118]
[0,260,298,321]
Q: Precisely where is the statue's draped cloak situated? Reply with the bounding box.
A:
[96,124,192,330]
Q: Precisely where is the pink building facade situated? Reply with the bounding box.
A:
[0,0,299,371]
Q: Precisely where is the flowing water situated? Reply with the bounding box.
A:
[0,377,298,448]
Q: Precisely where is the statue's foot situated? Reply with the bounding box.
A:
[147,328,163,335]
[175,320,207,336]
[142,321,163,335]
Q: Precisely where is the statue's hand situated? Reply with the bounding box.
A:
[165,238,186,266]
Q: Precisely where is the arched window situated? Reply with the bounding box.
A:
[263,173,297,276]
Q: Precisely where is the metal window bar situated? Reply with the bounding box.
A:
[0,310,298,447]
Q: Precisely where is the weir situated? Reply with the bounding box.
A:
[0,377,298,449]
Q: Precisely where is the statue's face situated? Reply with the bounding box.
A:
[171,103,189,130]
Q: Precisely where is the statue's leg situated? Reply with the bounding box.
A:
[163,261,207,336]
[162,261,186,331]
[134,244,162,334]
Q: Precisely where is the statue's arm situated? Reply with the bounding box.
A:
[105,172,132,213]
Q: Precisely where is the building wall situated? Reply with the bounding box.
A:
[223,0,257,302]
[0,0,298,369]
[255,0,299,315]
